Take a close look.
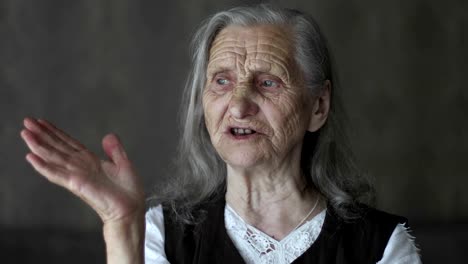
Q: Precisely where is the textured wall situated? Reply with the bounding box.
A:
[1,0,467,262]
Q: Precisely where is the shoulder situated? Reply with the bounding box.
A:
[348,205,409,234]
[318,204,410,263]
[333,204,408,232]
[145,205,170,264]
[360,206,408,225]
[341,205,408,244]
[377,223,422,264]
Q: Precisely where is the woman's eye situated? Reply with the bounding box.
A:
[261,79,278,88]
[216,78,230,85]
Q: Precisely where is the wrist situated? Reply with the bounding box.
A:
[103,210,145,264]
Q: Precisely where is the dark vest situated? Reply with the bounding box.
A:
[163,199,407,264]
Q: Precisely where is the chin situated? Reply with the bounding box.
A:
[219,147,268,169]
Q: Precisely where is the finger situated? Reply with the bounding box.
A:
[36,119,86,151]
[102,133,130,166]
[23,117,76,154]
[26,152,69,187]
[21,129,69,165]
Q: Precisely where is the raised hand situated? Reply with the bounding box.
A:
[21,117,146,263]
[20,117,145,223]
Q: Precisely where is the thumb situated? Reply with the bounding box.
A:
[102,133,129,165]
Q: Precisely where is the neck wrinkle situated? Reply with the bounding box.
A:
[223,137,324,239]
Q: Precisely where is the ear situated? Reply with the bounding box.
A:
[308,80,331,132]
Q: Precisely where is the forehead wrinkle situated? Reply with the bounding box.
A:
[209,44,290,66]
[211,33,290,51]
[208,55,289,81]
[208,25,297,81]
[209,33,247,58]
[247,48,291,67]
[210,27,292,59]
[208,50,245,65]
[209,46,246,62]
[209,44,248,77]
[212,24,293,48]
[244,43,294,83]
[246,46,290,66]
[210,39,243,54]
[210,39,290,60]
[247,37,291,55]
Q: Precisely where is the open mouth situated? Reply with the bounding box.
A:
[230,127,257,136]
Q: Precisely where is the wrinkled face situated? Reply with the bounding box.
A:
[202,25,313,169]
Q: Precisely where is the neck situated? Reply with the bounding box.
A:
[225,153,323,240]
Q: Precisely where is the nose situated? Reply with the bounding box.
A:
[228,87,259,120]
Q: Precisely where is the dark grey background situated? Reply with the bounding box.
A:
[1,0,467,263]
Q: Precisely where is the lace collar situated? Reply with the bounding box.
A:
[224,204,327,264]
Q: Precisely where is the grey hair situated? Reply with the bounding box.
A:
[151,4,374,223]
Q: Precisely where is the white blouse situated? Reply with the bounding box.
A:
[145,205,421,264]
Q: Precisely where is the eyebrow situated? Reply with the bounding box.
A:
[206,57,237,76]
[206,67,234,80]
[245,58,290,82]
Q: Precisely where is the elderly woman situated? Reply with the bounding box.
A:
[20,4,421,264]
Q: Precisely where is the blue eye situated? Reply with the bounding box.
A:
[262,80,276,88]
[216,78,229,85]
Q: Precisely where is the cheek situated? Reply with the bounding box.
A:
[264,93,310,141]
[202,92,229,134]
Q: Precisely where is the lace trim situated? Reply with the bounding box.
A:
[225,205,326,264]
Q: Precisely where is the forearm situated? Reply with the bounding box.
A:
[103,213,145,264]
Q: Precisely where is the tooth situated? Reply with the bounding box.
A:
[245,129,252,134]
[233,128,238,134]
[238,128,245,134]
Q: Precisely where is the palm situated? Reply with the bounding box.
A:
[20,118,145,223]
